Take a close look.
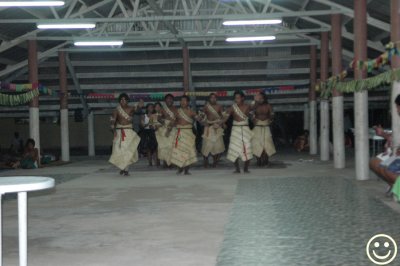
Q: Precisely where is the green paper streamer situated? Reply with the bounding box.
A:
[318,68,400,98]
[0,89,39,106]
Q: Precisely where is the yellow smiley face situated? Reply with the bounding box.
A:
[366,234,397,265]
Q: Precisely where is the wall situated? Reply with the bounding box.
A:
[0,114,112,152]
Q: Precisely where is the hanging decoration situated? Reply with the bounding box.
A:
[319,68,400,98]
[0,82,53,95]
[0,82,54,106]
[0,89,40,106]
[0,83,307,105]
[316,41,400,95]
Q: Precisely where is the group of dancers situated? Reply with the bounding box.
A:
[108,91,276,176]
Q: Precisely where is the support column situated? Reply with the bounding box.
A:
[309,45,318,155]
[320,32,330,161]
[182,46,196,109]
[88,111,95,156]
[331,14,345,169]
[28,40,40,153]
[303,103,310,131]
[183,46,190,93]
[354,0,370,180]
[59,51,70,162]
[391,0,400,148]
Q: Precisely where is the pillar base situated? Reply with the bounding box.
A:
[88,112,95,157]
[332,96,345,169]
[354,91,370,180]
[309,100,317,155]
[29,107,40,152]
[320,100,330,161]
[303,103,310,131]
[60,109,70,162]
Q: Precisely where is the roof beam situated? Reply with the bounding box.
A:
[312,0,390,32]
[64,0,79,18]
[146,0,185,46]
[4,56,49,82]
[38,54,311,68]
[268,3,385,53]
[61,41,318,52]
[0,10,343,24]
[0,0,113,54]
[29,27,329,42]
[0,42,65,78]
[293,0,311,27]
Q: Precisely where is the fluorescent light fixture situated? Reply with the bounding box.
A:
[223,19,282,26]
[226,36,276,42]
[37,23,96,29]
[74,41,124,46]
[0,1,65,6]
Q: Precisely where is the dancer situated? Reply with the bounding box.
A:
[109,94,144,176]
[225,91,253,173]
[140,103,159,166]
[158,94,178,167]
[151,102,163,167]
[201,93,225,168]
[170,95,202,175]
[251,92,276,166]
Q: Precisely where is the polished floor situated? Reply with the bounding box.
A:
[1,151,399,266]
[217,177,400,266]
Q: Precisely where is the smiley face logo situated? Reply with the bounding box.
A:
[366,234,397,265]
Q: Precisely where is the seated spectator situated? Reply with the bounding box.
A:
[11,138,40,169]
[9,131,23,155]
[369,94,400,188]
[294,130,309,152]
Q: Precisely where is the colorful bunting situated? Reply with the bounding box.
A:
[316,41,400,97]
[0,82,53,96]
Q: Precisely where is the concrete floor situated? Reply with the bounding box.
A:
[0,150,398,266]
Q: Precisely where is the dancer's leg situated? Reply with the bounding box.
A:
[203,156,209,168]
[234,159,241,173]
[147,151,152,166]
[244,160,250,173]
[212,155,218,168]
[184,166,191,175]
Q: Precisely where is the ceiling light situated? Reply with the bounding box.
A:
[0,1,65,6]
[37,23,96,29]
[226,36,276,42]
[223,19,282,26]
[74,41,124,46]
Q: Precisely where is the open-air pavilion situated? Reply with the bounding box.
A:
[1,0,400,265]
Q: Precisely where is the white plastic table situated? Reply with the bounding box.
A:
[0,176,55,266]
